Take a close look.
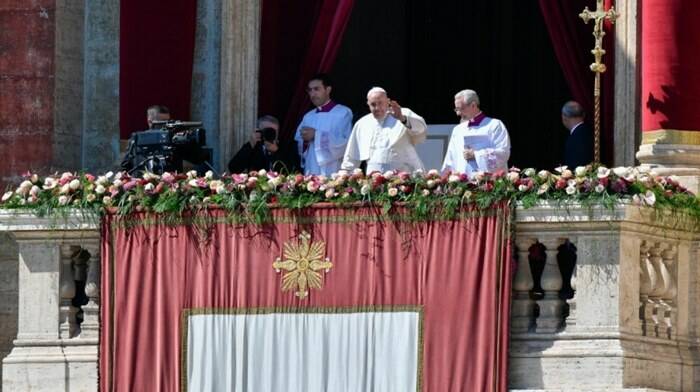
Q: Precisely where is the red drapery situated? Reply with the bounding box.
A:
[641,0,700,132]
[100,205,512,391]
[119,0,198,139]
[538,0,615,164]
[258,0,355,140]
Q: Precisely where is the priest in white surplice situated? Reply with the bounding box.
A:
[341,87,427,173]
[295,74,353,176]
[441,89,510,175]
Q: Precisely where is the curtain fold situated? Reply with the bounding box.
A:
[259,0,355,140]
[100,205,512,391]
[538,0,615,164]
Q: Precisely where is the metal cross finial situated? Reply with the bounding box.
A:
[580,0,619,164]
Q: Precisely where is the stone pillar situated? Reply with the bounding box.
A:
[613,0,641,167]
[81,0,121,172]
[219,0,261,171]
[191,0,223,171]
[636,0,700,191]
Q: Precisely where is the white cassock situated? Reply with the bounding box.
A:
[341,108,427,173]
[441,116,510,175]
[294,103,353,176]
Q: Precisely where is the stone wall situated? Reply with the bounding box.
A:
[0,233,18,392]
[0,1,56,188]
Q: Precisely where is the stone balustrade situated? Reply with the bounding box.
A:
[510,202,700,392]
[0,203,698,391]
[0,211,100,391]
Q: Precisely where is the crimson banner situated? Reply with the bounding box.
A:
[100,204,512,391]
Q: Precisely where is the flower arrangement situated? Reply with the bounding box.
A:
[1,165,698,225]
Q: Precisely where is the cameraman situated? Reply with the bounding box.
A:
[121,105,171,171]
[228,115,300,174]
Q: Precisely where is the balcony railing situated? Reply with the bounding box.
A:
[0,203,698,391]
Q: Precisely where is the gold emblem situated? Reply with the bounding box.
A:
[273,231,333,299]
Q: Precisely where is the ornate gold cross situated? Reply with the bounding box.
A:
[580,0,619,164]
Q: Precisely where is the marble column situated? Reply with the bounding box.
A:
[636,0,700,192]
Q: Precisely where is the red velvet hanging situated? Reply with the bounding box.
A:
[119,0,197,139]
[641,0,700,132]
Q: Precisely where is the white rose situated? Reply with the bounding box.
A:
[102,196,112,205]
[595,184,605,193]
[472,171,485,181]
[95,184,106,195]
[426,180,436,188]
[422,189,430,197]
[383,170,395,179]
[186,170,198,179]
[523,168,536,177]
[204,170,214,179]
[565,185,577,195]
[104,171,114,179]
[144,183,155,192]
[427,169,439,176]
[27,195,37,204]
[567,179,577,187]
[575,166,587,177]
[352,168,363,176]
[19,180,33,192]
[360,184,371,195]
[58,195,69,205]
[537,184,549,195]
[507,172,520,183]
[86,194,96,202]
[538,170,551,180]
[613,166,630,177]
[30,174,39,183]
[518,184,529,192]
[561,169,573,179]
[29,185,40,196]
[43,178,58,190]
[325,189,336,198]
[448,174,460,183]
[1,191,13,202]
[113,179,123,188]
[188,179,199,188]
[60,172,73,181]
[216,185,226,194]
[388,187,398,197]
[555,165,568,174]
[643,190,656,206]
[202,197,211,204]
[69,179,81,190]
[59,183,71,194]
[597,167,610,178]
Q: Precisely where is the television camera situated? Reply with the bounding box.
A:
[125,121,214,176]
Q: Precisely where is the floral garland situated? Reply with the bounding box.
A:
[1,166,698,225]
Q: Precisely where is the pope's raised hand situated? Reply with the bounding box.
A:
[388,100,407,123]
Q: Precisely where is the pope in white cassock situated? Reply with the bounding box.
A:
[441,89,511,175]
[295,74,353,176]
[341,87,427,173]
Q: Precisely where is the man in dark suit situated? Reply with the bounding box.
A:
[561,101,593,168]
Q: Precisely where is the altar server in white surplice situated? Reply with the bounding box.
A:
[341,87,427,173]
[442,89,511,175]
[295,73,353,176]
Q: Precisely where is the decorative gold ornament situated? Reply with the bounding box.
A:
[273,231,332,299]
[580,0,620,164]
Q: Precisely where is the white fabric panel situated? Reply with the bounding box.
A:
[187,311,420,392]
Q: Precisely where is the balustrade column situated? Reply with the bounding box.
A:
[511,238,536,333]
[660,244,677,339]
[536,237,565,333]
[639,241,654,335]
[81,244,101,338]
[647,243,665,336]
[59,245,79,339]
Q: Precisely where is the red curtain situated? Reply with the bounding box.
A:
[100,205,512,391]
[641,0,700,132]
[538,0,615,164]
[119,0,198,139]
[259,0,355,140]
